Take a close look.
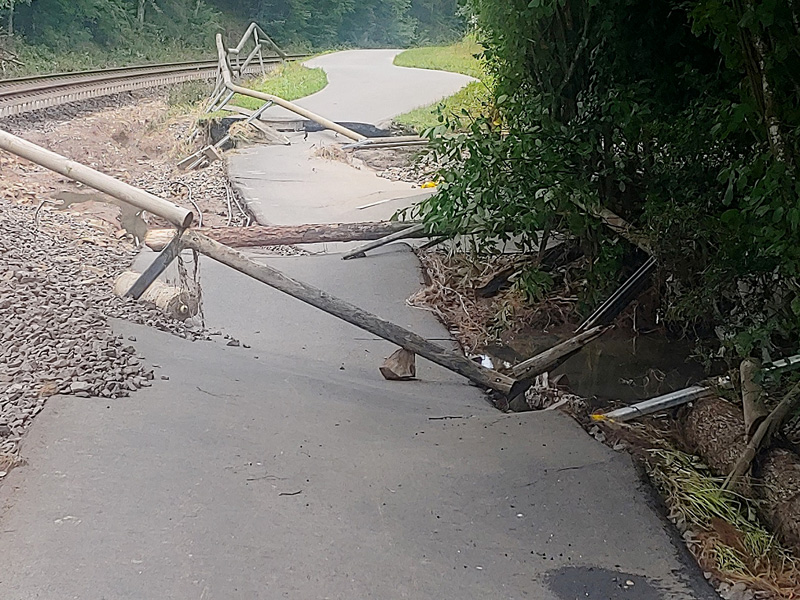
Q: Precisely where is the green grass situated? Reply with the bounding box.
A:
[392,36,490,133]
[231,62,328,111]
[393,36,484,79]
[394,80,490,133]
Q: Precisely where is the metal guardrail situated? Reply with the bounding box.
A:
[0,55,307,118]
[208,32,365,142]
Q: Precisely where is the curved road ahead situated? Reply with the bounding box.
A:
[265,49,475,126]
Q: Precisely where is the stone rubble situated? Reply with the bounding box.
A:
[0,199,208,461]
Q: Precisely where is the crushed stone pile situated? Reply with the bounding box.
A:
[0,199,207,460]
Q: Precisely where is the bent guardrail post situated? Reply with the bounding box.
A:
[215,33,365,142]
[0,129,193,228]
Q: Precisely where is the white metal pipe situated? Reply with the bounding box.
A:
[603,386,713,422]
[0,129,194,228]
[601,352,800,422]
[215,34,365,142]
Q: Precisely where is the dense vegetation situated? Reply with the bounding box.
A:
[0,0,464,75]
[414,0,800,362]
[241,0,464,48]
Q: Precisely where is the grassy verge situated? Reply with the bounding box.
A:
[392,36,489,132]
[393,36,484,79]
[395,81,490,133]
[231,62,328,111]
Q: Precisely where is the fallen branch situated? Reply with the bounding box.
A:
[145,221,426,251]
[511,326,609,381]
[724,379,800,491]
[572,199,651,254]
[341,223,426,260]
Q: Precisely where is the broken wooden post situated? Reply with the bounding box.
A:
[114,271,199,320]
[741,358,768,438]
[511,326,610,381]
[342,223,426,260]
[145,221,426,252]
[380,349,416,381]
[182,230,521,396]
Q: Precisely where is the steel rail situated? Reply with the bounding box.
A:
[0,55,307,118]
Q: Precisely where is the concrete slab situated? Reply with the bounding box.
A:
[0,247,715,599]
[229,133,431,228]
[229,48,468,234]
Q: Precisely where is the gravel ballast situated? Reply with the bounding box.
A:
[0,199,208,464]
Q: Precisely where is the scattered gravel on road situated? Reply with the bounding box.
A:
[354,146,438,185]
[0,199,208,462]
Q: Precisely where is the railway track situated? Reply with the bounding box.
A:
[0,55,305,118]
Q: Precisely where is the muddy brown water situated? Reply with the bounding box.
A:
[487,329,708,405]
[55,191,147,242]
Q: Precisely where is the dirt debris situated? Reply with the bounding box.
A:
[354,146,437,185]
[0,94,245,233]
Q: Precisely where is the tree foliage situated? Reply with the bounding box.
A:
[415,0,800,360]
[245,0,461,48]
[3,0,464,61]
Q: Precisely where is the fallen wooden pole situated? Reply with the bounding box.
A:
[342,223,426,260]
[0,129,193,228]
[145,221,426,252]
[183,230,521,396]
[511,326,610,381]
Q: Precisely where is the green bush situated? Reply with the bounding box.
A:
[411,0,800,360]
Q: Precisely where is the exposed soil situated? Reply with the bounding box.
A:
[0,94,249,236]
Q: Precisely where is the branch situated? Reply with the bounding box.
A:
[724,379,800,490]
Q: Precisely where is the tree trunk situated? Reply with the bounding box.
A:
[144,221,425,252]
[7,0,14,37]
[681,396,800,553]
[137,0,145,25]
